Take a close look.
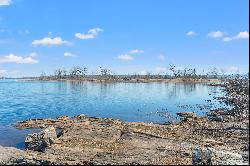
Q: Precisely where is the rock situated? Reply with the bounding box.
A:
[56,116,69,121]
[192,147,212,165]
[177,112,196,120]
[0,145,26,164]
[207,115,224,122]
[25,126,57,152]
[75,114,86,120]
[212,149,247,165]
[242,151,249,162]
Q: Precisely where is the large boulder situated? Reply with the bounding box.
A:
[25,126,57,152]
[192,147,212,165]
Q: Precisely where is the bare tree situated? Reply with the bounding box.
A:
[83,67,88,76]
[55,69,63,79]
[169,64,178,78]
[99,67,111,76]
[206,67,218,78]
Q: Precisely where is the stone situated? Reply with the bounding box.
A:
[0,145,25,165]
[207,115,224,122]
[75,114,86,120]
[56,116,69,121]
[25,126,57,152]
[212,150,247,165]
[177,112,196,120]
[192,147,212,165]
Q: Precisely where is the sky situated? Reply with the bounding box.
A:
[0,0,249,77]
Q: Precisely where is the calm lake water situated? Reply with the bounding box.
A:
[0,79,225,148]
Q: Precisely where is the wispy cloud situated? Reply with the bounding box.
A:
[223,31,249,42]
[19,29,30,35]
[223,37,233,42]
[128,49,144,54]
[186,31,196,36]
[117,54,134,61]
[0,0,12,6]
[29,52,38,57]
[158,54,165,61]
[64,52,76,57]
[0,54,38,64]
[117,49,143,61]
[75,28,103,40]
[208,31,225,38]
[32,37,72,46]
[0,69,7,75]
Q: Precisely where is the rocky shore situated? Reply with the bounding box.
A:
[0,77,248,165]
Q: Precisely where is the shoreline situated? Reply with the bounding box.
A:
[19,77,221,84]
[0,77,248,165]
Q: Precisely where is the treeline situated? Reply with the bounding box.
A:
[39,64,228,81]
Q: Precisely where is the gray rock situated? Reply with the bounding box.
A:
[208,115,224,122]
[242,151,249,162]
[177,112,196,120]
[192,147,212,165]
[0,145,26,165]
[212,150,247,165]
[25,126,57,152]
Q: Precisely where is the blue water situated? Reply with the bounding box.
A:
[0,79,225,148]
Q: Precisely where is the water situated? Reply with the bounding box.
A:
[0,79,225,148]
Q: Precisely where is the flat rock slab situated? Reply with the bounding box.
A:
[0,145,26,165]
[10,113,249,165]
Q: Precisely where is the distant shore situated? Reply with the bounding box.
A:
[18,77,221,84]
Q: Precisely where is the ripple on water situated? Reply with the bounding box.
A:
[0,80,226,148]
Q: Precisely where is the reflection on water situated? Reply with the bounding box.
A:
[0,80,224,147]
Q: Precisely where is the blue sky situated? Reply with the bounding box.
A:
[0,0,249,77]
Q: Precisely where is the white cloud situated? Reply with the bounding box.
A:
[234,31,249,39]
[32,37,72,46]
[186,31,196,36]
[64,52,76,57]
[223,37,233,42]
[117,54,134,61]
[158,54,165,60]
[0,0,12,6]
[117,49,143,61]
[75,33,95,39]
[208,31,225,38]
[223,31,249,42]
[0,54,38,64]
[75,28,103,40]
[88,28,103,35]
[129,49,144,54]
